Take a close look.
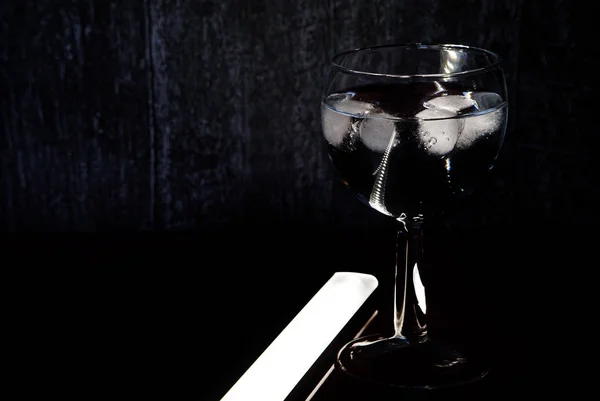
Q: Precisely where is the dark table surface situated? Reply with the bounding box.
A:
[4,222,592,400]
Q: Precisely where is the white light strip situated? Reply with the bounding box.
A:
[220,272,378,401]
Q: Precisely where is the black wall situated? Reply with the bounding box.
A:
[1,0,589,231]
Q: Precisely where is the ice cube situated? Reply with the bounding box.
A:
[424,95,477,114]
[359,113,397,153]
[456,93,504,149]
[415,108,460,156]
[423,92,504,150]
[456,107,504,149]
[321,98,374,147]
[469,91,503,109]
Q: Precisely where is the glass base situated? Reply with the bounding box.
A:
[336,335,488,389]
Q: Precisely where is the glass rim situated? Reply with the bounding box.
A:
[331,43,502,79]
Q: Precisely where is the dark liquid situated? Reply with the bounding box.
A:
[322,83,507,218]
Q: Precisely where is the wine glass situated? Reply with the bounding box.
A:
[321,44,508,389]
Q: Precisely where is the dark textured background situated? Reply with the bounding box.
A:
[0,0,592,231]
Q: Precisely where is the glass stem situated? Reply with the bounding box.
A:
[394,214,428,342]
